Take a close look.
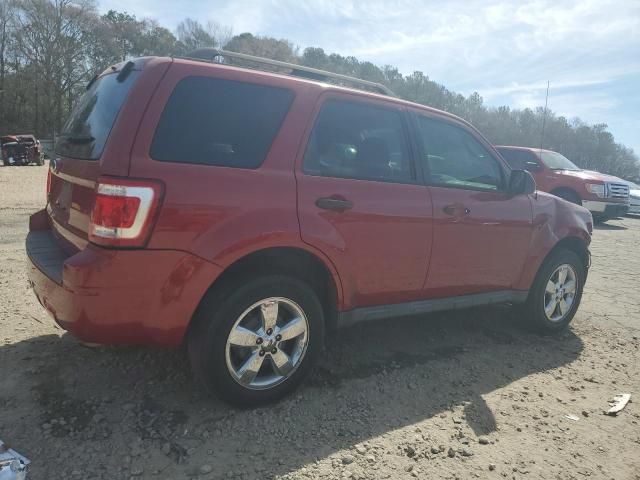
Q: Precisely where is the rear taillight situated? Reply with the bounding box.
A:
[89,177,163,248]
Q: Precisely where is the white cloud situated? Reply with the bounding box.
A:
[98,0,640,152]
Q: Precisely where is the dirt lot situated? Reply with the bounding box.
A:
[1,165,639,480]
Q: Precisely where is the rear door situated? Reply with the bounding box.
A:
[296,94,434,309]
[48,60,167,252]
[412,113,534,297]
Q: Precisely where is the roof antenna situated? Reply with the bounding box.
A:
[539,80,550,151]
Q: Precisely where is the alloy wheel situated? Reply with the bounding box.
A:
[543,264,578,322]
[224,297,309,390]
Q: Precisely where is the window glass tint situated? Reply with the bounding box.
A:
[56,71,139,160]
[150,77,293,169]
[417,116,503,191]
[539,151,581,171]
[303,100,413,182]
[498,148,542,171]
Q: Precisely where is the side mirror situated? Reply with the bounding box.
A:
[508,170,536,196]
[525,161,542,172]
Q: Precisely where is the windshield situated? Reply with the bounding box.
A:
[55,70,139,160]
[539,151,581,171]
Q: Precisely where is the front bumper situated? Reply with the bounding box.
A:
[628,199,640,215]
[26,223,221,347]
[581,200,629,218]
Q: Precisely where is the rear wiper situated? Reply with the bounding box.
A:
[62,135,95,144]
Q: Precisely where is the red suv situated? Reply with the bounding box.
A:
[26,52,592,406]
[495,146,630,222]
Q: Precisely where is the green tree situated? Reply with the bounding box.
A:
[225,32,297,62]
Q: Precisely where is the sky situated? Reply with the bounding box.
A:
[99,0,640,154]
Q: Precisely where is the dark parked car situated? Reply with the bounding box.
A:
[1,134,44,166]
[26,51,592,406]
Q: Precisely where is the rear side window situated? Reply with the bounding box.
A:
[303,99,414,183]
[56,70,139,160]
[416,116,504,191]
[150,77,294,169]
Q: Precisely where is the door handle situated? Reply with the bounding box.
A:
[443,204,471,216]
[316,196,353,212]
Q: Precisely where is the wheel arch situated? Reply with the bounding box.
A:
[550,236,590,270]
[189,246,343,338]
[515,232,590,292]
[529,235,590,290]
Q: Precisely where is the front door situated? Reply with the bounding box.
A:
[296,95,434,309]
[412,113,534,297]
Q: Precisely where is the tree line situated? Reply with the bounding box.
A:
[1,0,638,180]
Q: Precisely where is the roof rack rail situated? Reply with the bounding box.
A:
[181,48,396,97]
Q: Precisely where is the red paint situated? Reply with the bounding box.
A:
[27,243,220,347]
[27,57,591,347]
[495,146,629,205]
[424,186,533,297]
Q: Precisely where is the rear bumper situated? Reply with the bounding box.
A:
[26,221,221,348]
[581,200,629,217]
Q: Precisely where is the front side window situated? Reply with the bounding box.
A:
[151,76,294,169]
[303,99,414,183]
[497,148,541,171]
[417,116,504,191]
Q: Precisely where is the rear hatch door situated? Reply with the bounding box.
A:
[48,64,142,252]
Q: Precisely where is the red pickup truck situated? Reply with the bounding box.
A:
[26,52,592,406]
[495,146,630,222]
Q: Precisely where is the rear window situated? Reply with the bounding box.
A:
[150,76,294,169]
[56,70,139,160]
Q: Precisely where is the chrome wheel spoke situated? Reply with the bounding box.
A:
[546,280,557,294]
[278,316,306,341]
[271,349,294,376]
[557,266,568,285]
[237,351,265,386]
[260,301,279,331]
[558,299,569,315]
[228,326,261,347]
[545,298,558,318]
[564,280,576,294]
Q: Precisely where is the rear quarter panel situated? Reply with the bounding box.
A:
[128,61,345,301]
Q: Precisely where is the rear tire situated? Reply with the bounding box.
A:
[521,248,585,333]
[188,275,325,407]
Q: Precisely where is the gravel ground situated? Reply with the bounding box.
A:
[1,164,639,480]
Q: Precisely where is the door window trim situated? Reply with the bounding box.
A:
[298,92,422,186]
[408,111,510,193]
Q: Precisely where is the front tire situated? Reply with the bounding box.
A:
[188,275,325,407]
[521,248,585,333]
